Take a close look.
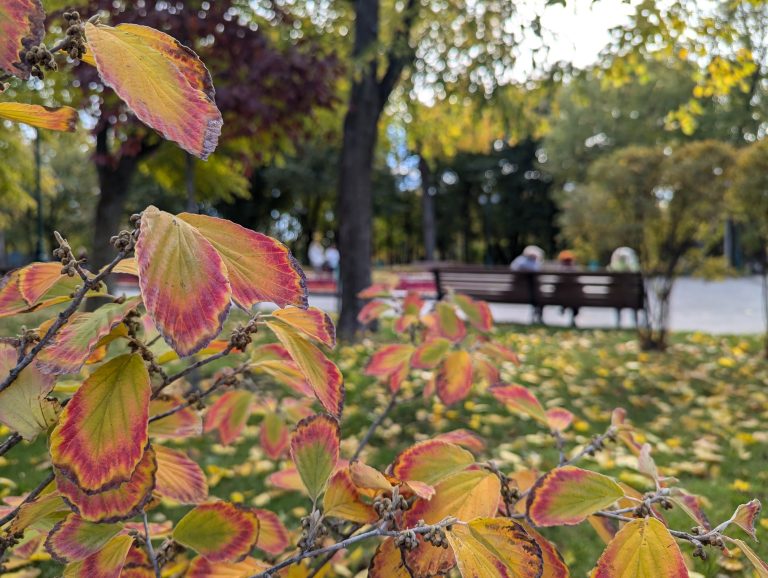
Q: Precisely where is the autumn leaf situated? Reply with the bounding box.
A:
[84,23,222,159]
[436,349,474,405]
[252,509,290,556]
[0,343,59,440]
[272,306,335,348]
[45,514,123,563]
[404,470,501,525]
[731,499,762,540]
[50,354,151,492]
[154,445,208,504]
[266,320,344,418]
[260,411,289,460]
[369,539,412,578]
[56,446,157,523]
[393,440,474,487]
[591,518,688,577]
[178,213,307,310]
[135,206,231,357]
[36,298,140,375]
[435,302,467,342]
[0,0,45,79]
[148,396,202,439]
[0,103,77,131]
[62,534,134,578]
[411,337,451,369]
[453,294,493,332]
[173,502,260,563]
[527,466,624,527]
[446,518,543,578]
[490,383,548,424]
[203,390,254,446]
[290,414,340,502]
[322,469,377,523]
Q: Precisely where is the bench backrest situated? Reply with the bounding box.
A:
[432,266,644,310]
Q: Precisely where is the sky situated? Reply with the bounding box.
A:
[542,0,637,68]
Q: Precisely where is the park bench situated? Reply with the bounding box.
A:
[431,265,645,327]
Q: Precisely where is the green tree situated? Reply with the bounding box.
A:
[559,141,734,349]
[727,140,768,356]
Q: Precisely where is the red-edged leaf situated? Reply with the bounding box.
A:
[84,23,221,159]
[436,350,473,405]
[446,518,543,578]
[364,344,414,377]
[454,294,493,332]
[527,466,624,527]
[350,461,393,493]
[411,338,451,369]
[252,359,313,398]
[435,302,467,342]
[260,412,289,460]
[357,300,390,324]
[490,383,548,424]
[135,206,231,357]
[520,521,570,577]
[433,429,486,454]
[18,262,66,305]
[0,102,77,131]
[203,390,254,445]
[365,343,414,393]
[272,306,335,348]
[251,343,293,362]
[358,283,393,299]
[267,467,305,493]
[473,354,501,384]
[179,213,307,309]
[732,499,762,540]
[63,534,134,578]
[669,491,711,531]
[173,502,260,563]
[0,0,45,79]
[56,446,157,523]
[148,396,203,439]
[546,408,574,433]
[477,341,520,365]
[266,320,344,418]
[592,518,687,578]
[50,354,151,492]
[322,469,377,523]
[36,298,139,375]
[392,440,474,486]
[0,343,58,440]
[404,470,500,524]
[45,513,122,563]
[611,408,644,456]
[727,538,768,577]
[120,545,154,578]
[290,414,340,502]
[0,270,28,317]
[186,556,269,577]
[253,509,290,556]
[155,445,208,504]
[369,538,412,578]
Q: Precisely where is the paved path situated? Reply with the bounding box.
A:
[307,276,768,335]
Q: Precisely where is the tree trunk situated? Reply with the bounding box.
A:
[91,128,157,270]
[418,155,437,261]
[336,0,417,340]
[336,0,383,340]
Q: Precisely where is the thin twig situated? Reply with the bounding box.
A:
[352,390,399,461]
[0,433,22,458]
[142,511,161,578]
[152,345,234,397]
[0,250,128,396]
[148,363,248,423]
[249,517,457,578]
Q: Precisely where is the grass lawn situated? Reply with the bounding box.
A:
[0,318,766,576]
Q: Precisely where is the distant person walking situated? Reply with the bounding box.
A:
[308,233,326,274]
[510,245,545,272]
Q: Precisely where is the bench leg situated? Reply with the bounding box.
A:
[616,309,621,329]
